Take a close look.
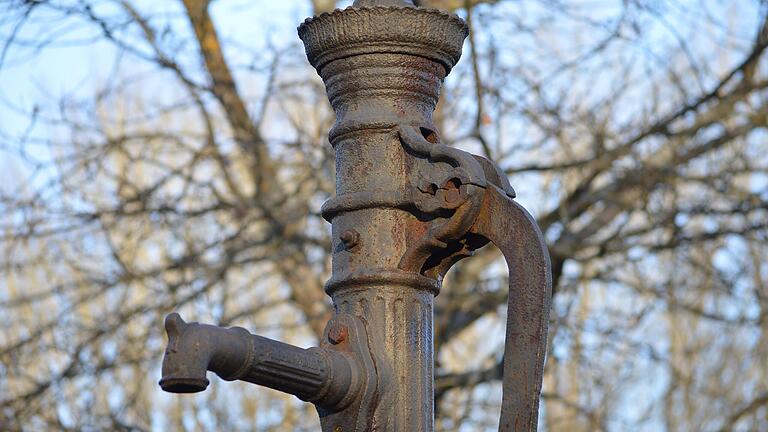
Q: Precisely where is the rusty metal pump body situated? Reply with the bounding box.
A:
[159,1,552,431]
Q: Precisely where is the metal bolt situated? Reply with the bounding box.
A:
[444,187,460,204]
[328,324,348,344]
[334,427,343,432]
[339,229,360,249]
[443,178,462,204]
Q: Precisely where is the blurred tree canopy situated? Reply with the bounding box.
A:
[1,0,767,430]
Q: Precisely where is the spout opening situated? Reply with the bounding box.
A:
[159,377,209,393]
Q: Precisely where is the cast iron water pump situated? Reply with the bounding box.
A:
[159,1,552,430]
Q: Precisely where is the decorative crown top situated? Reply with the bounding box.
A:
[352,0,417,6]
[298,6,468,74]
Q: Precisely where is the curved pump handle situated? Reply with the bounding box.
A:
[470,182,552,432]
[397,124,551,429]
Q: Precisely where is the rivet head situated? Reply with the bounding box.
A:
[339,229,360,249]
[328,324,348,344]
[443,187,460,204]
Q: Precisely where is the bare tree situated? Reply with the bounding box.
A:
[1,0,766,430]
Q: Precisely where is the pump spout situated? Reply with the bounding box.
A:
[159,313,359,410]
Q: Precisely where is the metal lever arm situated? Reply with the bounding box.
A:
[470,184,552,432]
[396,125,551,429]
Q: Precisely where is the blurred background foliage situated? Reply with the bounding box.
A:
[0,0,767,430]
